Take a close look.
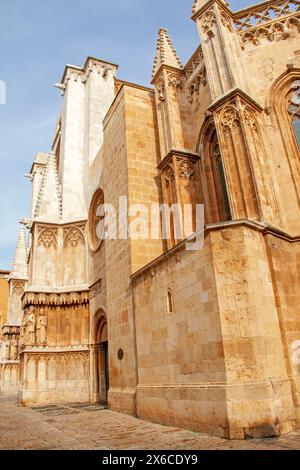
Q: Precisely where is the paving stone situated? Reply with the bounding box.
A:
[1,395,300,450]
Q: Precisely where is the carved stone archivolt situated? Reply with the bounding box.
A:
[37,227,57,248]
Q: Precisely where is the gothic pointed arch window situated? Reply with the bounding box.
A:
[199,121,231,224]
[288,79,300,150]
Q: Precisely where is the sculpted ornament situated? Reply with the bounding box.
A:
[239,17,299,48]
[187,67,207,103]
[200,10,217,38]
[220,12,233,32]
[37,227,57,248]
[156,77,165,102]
[10,336,18,360]
[12,280,24,296]
[24,306,36,346]
[166,163,175,181]
[178,160,195,180]
[220,106,239,131]
[64,226,85,247]
[243,106,258,131]
[167,72,184,89]
[36,308,48,346]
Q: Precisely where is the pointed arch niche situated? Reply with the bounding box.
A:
[198,119,231,224]
[62,225,86,286]
[270,70,300,193]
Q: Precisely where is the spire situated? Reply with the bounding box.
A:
[33,152,62,222]
[152,28,183,80]
[11,229,28,279]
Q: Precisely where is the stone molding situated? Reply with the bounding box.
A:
[22,290,89,308]
[131,218,300,281]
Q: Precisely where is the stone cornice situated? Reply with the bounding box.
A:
[61,56,118,87]
[207,87,263,112]
[22,290,89,308]
[30,219,87,231]
[131,218,300,281]
[115,79,154,94]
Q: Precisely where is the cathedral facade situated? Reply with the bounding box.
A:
[1,0,300,439]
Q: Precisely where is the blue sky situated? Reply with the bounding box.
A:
[0,0,251,270]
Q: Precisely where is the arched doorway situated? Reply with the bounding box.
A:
[94,313,109,404]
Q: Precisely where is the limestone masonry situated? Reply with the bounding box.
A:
[1,0,300,439]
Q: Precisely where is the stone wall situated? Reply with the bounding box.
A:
[132,223,296,438]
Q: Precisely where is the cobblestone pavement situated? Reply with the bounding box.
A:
[0,394,300,450]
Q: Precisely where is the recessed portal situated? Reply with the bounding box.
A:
[94,315,109,404]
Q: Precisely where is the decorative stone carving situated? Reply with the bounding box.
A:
[167,71,184,89]
[200,10,217,38]
[220,12,234,32]
[12,280,25,296]
[220,106,240,131]
[234,1,300,33]
[64,226,85,247]
[24,307,36,347]
[37,227,57,248]
[23,291,89,308]
[25,350,89,365]
[243,105,258,131]
[178,160,196,180]
[236,5,300,49]
[187,66,207,103]
[185,49,204,79]
[166,163,175,181]
[10,336,18,361]
[156,77,165,101]
[36,308,47,346]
